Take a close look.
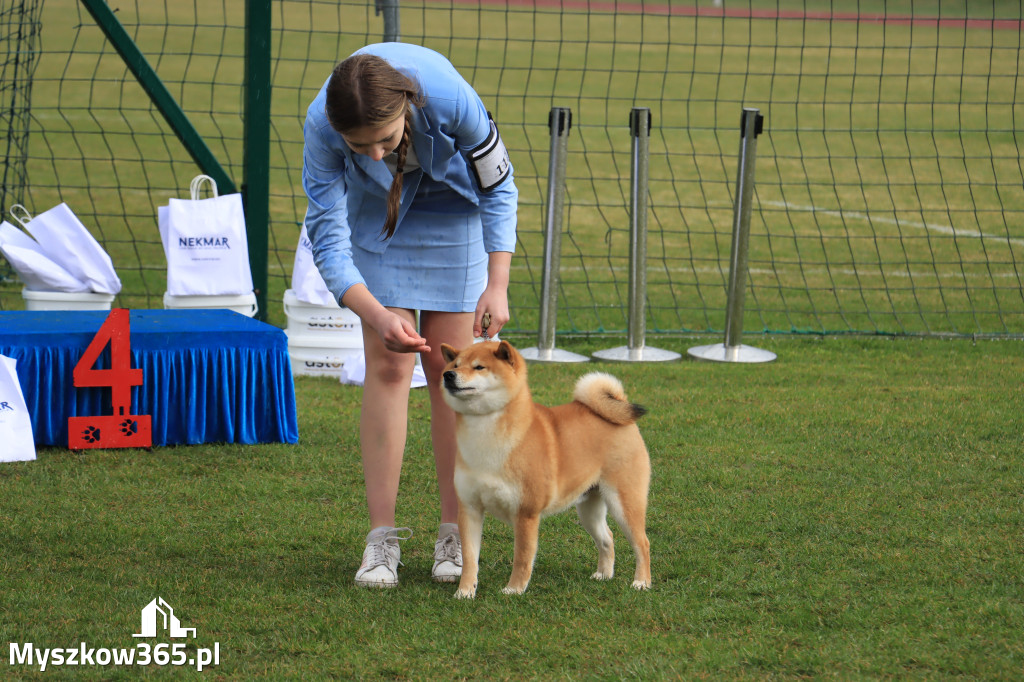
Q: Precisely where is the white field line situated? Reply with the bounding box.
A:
[502,263,1021,281]
[497,199,1022,282]
[761,200,1024,249]
[271,256,1018,280]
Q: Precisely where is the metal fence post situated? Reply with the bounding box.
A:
[243,0,271,320]
[688,108,776,363]
[593,107,680,362]
[521,107,589,363]
[375,0,401,42]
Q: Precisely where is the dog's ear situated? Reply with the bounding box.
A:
[495,340,517,367]
[440,343,459,365]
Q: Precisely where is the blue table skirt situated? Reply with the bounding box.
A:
[0,309,299,447]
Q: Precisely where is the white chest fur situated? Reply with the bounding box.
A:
[454,412,523,522]
[454,413,516,471]
[454,468,521,524]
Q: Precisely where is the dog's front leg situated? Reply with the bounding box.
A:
[455,503,484,599]
[503,513,540,595]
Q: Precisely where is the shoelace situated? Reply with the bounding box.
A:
[364,527,412,570]
[434,533,462,566]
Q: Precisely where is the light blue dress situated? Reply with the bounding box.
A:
[302,43,518,312]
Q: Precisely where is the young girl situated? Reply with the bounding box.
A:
[302,43,518,587]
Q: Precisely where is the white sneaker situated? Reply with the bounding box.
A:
[355,527,412,588]
[431,523,462,583]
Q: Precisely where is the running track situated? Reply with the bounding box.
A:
[453,1,1022,31]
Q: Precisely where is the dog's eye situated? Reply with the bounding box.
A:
[473,365,486,371]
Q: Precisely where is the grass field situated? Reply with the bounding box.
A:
[2,1,1022,338]
[2,335,1022,679]
[2,9,1022,673]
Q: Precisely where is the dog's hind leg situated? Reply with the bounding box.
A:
[604,483,652,590]
[576,487,615,580]
[503,513,540,594]
[455,503,484,599]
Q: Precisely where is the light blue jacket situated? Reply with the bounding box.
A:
[302,42,519,303]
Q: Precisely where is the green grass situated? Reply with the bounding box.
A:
[2,6,1022,675]
[2,336,1022,679]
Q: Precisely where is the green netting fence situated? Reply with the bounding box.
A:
[2,0,1022,338]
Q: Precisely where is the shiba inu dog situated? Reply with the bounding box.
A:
[440,340,652,598]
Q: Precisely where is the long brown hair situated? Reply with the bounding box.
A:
[326,54,424,240]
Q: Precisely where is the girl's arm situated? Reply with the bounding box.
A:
[475,250,512,338]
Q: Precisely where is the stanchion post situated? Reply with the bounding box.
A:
[593,108,680,362]
[375,0,401,42]
[688,107,776,363]
[521,107,589,363]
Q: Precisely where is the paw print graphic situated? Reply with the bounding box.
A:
[82,426,101,443]
[120,419,138,436]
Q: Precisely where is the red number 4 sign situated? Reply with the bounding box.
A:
[68,308,152,450]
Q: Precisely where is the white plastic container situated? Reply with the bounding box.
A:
[22,287,115,311]
[283,288,361,339]
[163,291,258,317]
[287,331,363,377]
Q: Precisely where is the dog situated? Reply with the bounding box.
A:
[440,340,652,598]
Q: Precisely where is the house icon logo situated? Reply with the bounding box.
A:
[132,597,196,638]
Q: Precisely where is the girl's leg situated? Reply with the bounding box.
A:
[418,311,475,524]
[359,307,417,529]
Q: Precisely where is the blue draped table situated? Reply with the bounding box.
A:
[0,309,299,447]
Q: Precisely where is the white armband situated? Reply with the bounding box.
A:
[468,115,511,192]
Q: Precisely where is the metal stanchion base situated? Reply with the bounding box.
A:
[687,343,777,364]
[519,346,590,363]
[592,345,681,362]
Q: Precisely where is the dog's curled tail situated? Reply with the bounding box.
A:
[573,372,647,425]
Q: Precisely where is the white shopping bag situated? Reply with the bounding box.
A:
[0,354,36,463]
[10,203,122,294]
[0,220,90,292]
[159,175,254,296]
[291,224,336,307]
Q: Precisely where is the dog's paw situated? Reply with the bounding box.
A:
[591,570,614,581]
[454,586,477,599]
[501,585,526,595]
[631,579,652,591]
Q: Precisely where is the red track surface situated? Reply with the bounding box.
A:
[458,1,1022,31]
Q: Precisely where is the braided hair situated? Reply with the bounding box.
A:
[326,54,424,239]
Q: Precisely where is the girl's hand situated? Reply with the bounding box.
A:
[474,284,509,339]
[376,309,430,353]
[475,251,512,338]
[342,283,429,353]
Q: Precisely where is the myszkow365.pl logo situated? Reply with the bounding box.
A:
[9,597,221,673]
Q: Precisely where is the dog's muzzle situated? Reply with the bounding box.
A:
[443,370,460,392]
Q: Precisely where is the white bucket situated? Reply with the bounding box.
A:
[283,288,361,339]
[22,287,115,311]
[163,291,258,317]
[287,330,363,377]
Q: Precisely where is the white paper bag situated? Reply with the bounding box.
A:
[291,224,336,306]
[12,203,122,294]
[0,354,36,463]
[159,175,254,296]
[0,220,90,292]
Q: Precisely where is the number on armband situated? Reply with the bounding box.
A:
[68,308,152,450]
